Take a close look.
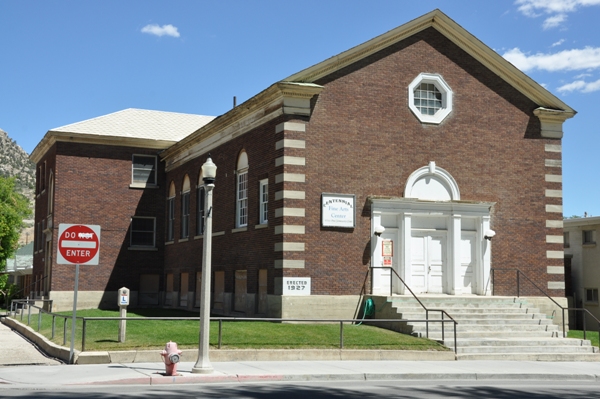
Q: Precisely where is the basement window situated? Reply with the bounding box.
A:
[585,288,599,304]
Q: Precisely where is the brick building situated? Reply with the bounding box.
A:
[30,10,574,317]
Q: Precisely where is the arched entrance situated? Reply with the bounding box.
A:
[371,162,494,296]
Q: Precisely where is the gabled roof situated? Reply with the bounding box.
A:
[284,9,575,115]
[31,108,215,163]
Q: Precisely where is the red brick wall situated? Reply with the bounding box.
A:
[38,142,166,292]
[164,118,285,298]
[299,28,560,296]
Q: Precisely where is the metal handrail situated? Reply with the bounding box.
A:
[6,302,456,355]
[9,299,78,346]
[80,316,457,353]
[492,268,600,340]
[371,266,458,351]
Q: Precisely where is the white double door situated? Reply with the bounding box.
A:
[409,231,476,294]
[411,232,446,294]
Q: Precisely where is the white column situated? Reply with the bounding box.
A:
[481,215,492,296]
[371,212,386,295]
[450,214,462,295]
[402,213,412,293]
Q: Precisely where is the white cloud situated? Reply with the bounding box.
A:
[551,39,565,47]
[502,46,600,72]
[141,24,180,38]
[542,13,567,29]
[515,0,600,28]
[557,78,600,93]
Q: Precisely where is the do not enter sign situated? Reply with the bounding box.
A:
[57,224,101,265]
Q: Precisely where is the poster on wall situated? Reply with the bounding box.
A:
[321,193,355,228]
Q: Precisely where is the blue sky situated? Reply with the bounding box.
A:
[1,0,599,217]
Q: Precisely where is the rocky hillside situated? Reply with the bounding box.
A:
[1,128,35,245]
[0,128,35,197]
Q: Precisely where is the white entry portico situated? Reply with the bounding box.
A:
[371,162,494,296]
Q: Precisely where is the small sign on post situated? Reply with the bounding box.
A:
[118,287,130,343]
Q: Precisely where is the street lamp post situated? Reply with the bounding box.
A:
[192,156,217,374]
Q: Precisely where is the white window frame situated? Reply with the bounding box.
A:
[131,155,157,187]
[196,186,205,236]
[181,190,190,239]
[259,179,268,225]
[236,169,248,227]
[130,217,156,248]
[408,73,453,124]
[167,196,175,242]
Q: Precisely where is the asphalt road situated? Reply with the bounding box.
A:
[1,380,600,398]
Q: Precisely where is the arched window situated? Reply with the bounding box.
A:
[166,182,176,242]
[236,151,249,227]
[181,175,191,239]
[404,161,460,201]
[196,172,205,236]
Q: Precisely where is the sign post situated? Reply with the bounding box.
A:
[118,287,130,343]
[57,224,101,364]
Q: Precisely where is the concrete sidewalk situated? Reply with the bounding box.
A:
[1,360,600,388]
[2,316,600,388]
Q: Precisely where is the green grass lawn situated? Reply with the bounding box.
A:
[14,308,448,352]
[567,330,599,348]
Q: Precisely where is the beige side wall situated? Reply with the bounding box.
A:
[268,295,363,319]
[49,291,138,312]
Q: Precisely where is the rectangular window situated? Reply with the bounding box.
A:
[131,217,156,247]
[236,170,248,227]
[583,230,596,245]
[196,186,205,236]
[585,288,599,304]
[563,232,570,248]
[259,179,268,224]
[166,197,175,242]
[181,191,190,239]
[132,155,157,185]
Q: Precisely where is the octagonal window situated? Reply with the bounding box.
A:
[408,73,453,124]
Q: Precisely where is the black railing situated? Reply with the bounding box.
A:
[492,268,600,340]
[371,266,458,351]
[7,300,457,355]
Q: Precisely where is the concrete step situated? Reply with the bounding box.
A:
[402,316,553,325]
[409,323,558,332]
[456,345,596,354]
[457,353,600,361]
[396,308,547,317]
[444,338,593,347]
[422,330,559,339]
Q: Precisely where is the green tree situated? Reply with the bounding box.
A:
[0,176,31,305]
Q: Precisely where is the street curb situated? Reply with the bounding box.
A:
[83,372,600,386]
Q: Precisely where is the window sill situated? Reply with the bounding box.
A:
[583,243,597,248]
[255,224,268,229]
[128,246,158,251]
[232,227,248,234]
[179,238,189,243]
[129,183,159,189]
[165,241,174,246]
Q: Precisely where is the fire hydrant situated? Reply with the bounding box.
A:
[160,341,182,376]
